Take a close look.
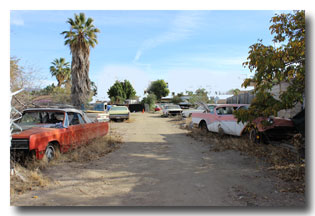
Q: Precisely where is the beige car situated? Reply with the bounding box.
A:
[109,106,130,121]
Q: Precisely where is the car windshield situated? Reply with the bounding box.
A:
[19,111,64,124]
[93,103,105,111]
[216,106,239,115]
[207,105,216,113]
[110,106,128,111]
[165,105,180,109]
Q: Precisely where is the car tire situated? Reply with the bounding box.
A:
[199,121,208,133]
[218,126,224,137]
[45,143,59,162]
[249,127,260,144]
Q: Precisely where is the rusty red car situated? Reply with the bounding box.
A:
[11,107,109,161]
[192,104,296,143]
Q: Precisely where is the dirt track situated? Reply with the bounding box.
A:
[11,112,305,206]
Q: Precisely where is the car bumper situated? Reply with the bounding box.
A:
[109,114,129,120]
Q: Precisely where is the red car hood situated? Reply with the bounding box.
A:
[12,127,57,139]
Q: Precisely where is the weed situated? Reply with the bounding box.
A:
[185,120,305,193]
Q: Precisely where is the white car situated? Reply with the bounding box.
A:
[162,104,183,117]
[85,102,109,122]
[182,104,217,118]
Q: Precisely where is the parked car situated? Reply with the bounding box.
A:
[182,104,217,118]
[162,104,183,117]
[191,104,296,143]
[85,102,109,122]
[154,104,162,112]
[11,107,109,161]
[109,106,130,121]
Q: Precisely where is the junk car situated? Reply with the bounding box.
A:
[162,104,183,117]
[108,106,130,121]
[191,104,296,143]
[85,102,109,122]
[11,108,109,161]
[182,104,217,118]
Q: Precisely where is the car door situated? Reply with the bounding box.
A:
[233,106,247,136]
[215,106,236,135]
[67,112,85,148]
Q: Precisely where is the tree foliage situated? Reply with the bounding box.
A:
[141,93,156,111]
[235,10,305,123]
[61,12,100,107]
[227,88,241,96]
[147,79,170,100]
[171,95,183,104]
[49,58,71,87]
[107,80,136,103]
[188,88,210,105]
[10,57,25,92]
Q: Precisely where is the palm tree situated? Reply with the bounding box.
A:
[49,58,71,87]
[61,12,100,107]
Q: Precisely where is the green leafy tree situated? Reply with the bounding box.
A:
[61,12,100,107]
[235,10,305,123]
[188,88,210,104]
[122,80,136,99]
[141,93,156,111]
[171,95,183,104]
[49,58,71,87]
[147,79,170,100]
[107,80,136,103]
[185,90,194,96]
[227,88,241,96]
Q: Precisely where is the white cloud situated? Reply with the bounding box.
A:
[10,11,24,26]
[11,18,24,26]
[134,11,205,61]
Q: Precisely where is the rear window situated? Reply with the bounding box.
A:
[165,105,181,109]
[110,106,128,111]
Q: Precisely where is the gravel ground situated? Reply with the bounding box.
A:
[11,112,305,206]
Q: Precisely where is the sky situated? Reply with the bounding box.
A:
[11,10,291,100]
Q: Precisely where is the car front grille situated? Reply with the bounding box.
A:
[11,139,29,150]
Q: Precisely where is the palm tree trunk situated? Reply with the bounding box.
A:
[71,49,90,107]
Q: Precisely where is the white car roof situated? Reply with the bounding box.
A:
[23,108,92,123]
[23,107,83,114]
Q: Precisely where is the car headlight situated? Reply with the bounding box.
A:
[267,117,274,125]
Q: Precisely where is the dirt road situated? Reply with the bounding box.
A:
[11,112,305,206]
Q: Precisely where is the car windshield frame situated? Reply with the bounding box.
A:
[19,110,65,125]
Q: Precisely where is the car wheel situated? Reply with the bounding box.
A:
[218,126,224,137]
[249,127,260,144]
[45,143,58,162]
[199,121,208,133]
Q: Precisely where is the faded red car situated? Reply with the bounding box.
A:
[154,105,161,112]
[192,104,296,143]
[11,108,109,161]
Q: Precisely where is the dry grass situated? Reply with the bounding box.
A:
[10,163,51,197]
[58,130,123,163]
[185,121,305,193]
[10,130,123,197]
[125,117,135,123]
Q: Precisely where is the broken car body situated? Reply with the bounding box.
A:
[11,108,109,160]
[85,102,109,122]
[192,104,296,141]
[162,104,183,117]
[108,106,130,121]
